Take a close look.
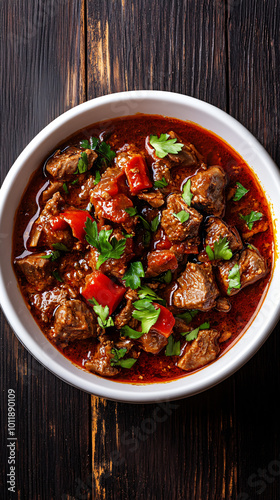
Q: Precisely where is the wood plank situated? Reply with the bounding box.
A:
[0,1,91,499]
[87,2,239,499]
[227,0,280,498]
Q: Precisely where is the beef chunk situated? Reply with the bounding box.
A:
[46,147,97,180]
[137,190,165,207]
[145,250,178,277]
[190,166,227,217]
[152,159,172,186]
[161,193,203,243]
[216,246,267,296]
[42,181,64,203]
[114,289,138,329]
[216,297,231,313]
[204,216,243,253]
[178,329,220,371]
[84,341,120,377]
[146,131,204,168]
[16,252,54,291]
[173,263,219,311]
[87,226,134,278]
[52,299,96,343]
[139,331,168,354]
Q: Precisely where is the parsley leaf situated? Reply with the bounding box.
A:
[156,270,172,284]
[88,297,114,328]
[53,270,63,282]
[165,335,181,356]
[150,133,184,159]
[41,250,60,261]
[76,152,88,174]
[239,211,263,230]
[123,261,145,290]
[85,218,127,269]
[176,310,198,324]
[154,177,168,189]
[80,137,99,150]
[233,182,249,201]
[206,237,233,261]
[41,242,69,261]
[94,170,101,185]
[227,263,241,295]
[52,243,70,252]
[125,207,138,217]
[138,285,166,305]
[182,179,193,206]
[143,230,151,247]
[182,321,210,341]
[121,325,144,339]
[110,347,137,369]
[150,215,160,232]
[62,182,69,194]
[132,300,160,333]
[173,211,190,223]
[97,141,116,162]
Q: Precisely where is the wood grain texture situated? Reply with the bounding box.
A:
[0,0,280,499]
[0,1,91,499]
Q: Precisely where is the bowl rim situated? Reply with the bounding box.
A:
[0,90,280,403]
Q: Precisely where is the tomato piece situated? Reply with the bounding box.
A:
[153,228,172,250]
[124,155,153,195]
[50,210,93,242]
[95,194,133,223]
[152,304,175,338]
[82,271,125,314]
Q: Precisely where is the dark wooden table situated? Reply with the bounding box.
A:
[1,1,280,498]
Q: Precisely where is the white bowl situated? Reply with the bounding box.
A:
[0,90,279,403]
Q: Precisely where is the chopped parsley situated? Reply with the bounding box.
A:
[156,270,172,284]
[76,152,88,174]
[85,218,127,269]
[150,133,184,159]
[110,347,137,369]
[52,270,63,282]
[121,325,144,339]
[88,297,114,328]
[154,177,168,189]
[41,243,69,261]
[182,321,210,341]
[132,299,160,333]
[125,207,159,235]
[138,285,166,305]
[125,207,138,217]
[150,214,160,232]
[182,179,193,206]
[62,182,69,194]
[176,310,198,324]
[173,211,190,223]
[205,237,233,261]
[239,211,263,230]
[227,263,241,295]
[165,335,181,356]
[94,170,101,185]
[123,261,145,290]
[80,137,99,150]
[233,182,249,201]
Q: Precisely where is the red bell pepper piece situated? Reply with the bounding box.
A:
[124,155,153,195]
[82,271,125,314]
[94,194,134,223]
[152,303,175,338]
[50,210,93,242]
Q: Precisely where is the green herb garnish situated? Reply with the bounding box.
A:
[176,310,198,324]
[62,183,69,194]
[173,211,190,223]
[138,285,166,305]
[76,152,88,174]
[132,299,160,333]
[182,321,210,341]
[88,297,114,328]
[182,179,193,206]
[233,182,249,201]
[110,347,137,369]
[125,207,138,217]
[121,325,144,339]
[150,215,160,232]
[94,170,101,185]
[205,237,233,261]
[52,270,63,282]
[239,211,263,230]
[165,335,181,356]
[154,177,168,189]
[150,133,184,159]
[85,218,127,269]
[227,263,241,295]
[123,261,145,290]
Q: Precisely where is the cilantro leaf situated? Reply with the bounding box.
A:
[173,211,190,223]
[125,207,138,217]
[85,218,127,269]
[88,297,114,328]
[150,215,160,232]
[154,177,168,189]
[233,182,249,201]
[138,285,166,305]
[150,133,184,159]
[176,310,198,324]
[121,325,144,339]
[76,152,88,174]
[123,261,145,290]
[182,321,210,341]
[182,179,193,206]
[239,211,263,230]
[206,237,233,261]
[132,300,160,333]
[110,347,137,369]
[227,263,241,295]
[165,335,181,356]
